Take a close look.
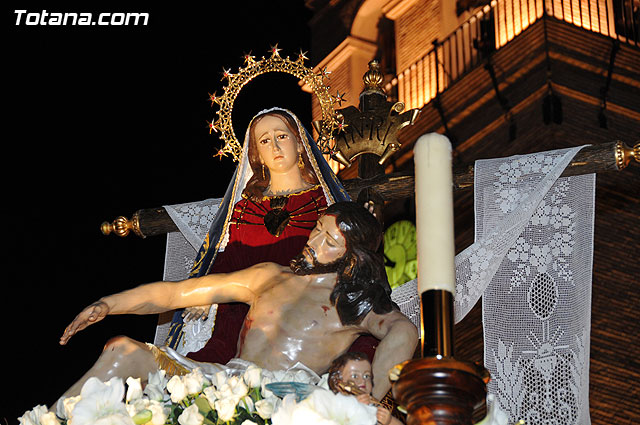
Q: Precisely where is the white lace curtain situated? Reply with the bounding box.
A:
[469,147,594,424]
[158,145,595,424]
[154,198,222,348]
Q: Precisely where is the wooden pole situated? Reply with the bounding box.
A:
[100,140,638,238]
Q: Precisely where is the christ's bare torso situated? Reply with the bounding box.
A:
[235,267,360,374]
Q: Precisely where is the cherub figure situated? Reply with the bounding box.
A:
[328,351,405,425]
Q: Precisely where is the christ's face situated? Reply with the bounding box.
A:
[305,214,346,265]
[290,214,347,275]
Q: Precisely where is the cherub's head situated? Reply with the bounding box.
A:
[327,351,373,395]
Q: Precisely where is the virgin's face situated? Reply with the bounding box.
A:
[341,360,373,395]
[253,115,302,175]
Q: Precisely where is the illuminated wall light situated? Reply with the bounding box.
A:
[514,0,524,35]
[573,0,583,26]
[439,45,447,93]
[417,59,425,108]
[495,0,509,47]
[531,0,541,22]
[430,53,438,100]
[580,2,591,31]
[506,0,515,40]
[398,72,405,107]
[462,22,471,74]
[411,63,418,110]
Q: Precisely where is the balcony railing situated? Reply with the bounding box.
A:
[387,0,639,111]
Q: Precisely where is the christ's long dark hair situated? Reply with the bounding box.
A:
[326,202,395,325]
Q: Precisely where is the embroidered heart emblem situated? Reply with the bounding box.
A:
[264,197,290,237]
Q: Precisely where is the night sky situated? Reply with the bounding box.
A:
[5,3,316,422]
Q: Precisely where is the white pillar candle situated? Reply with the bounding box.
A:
[413,133,456,295]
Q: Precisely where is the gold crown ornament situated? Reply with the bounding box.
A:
[208,44,346,161]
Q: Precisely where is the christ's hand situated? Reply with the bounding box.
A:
[60,300,110,345]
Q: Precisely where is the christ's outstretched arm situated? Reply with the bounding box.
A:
[59,262,282,345]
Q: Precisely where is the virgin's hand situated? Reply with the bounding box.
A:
[363,201,377,218]
[182,305,211,322]
[59,301,110,345]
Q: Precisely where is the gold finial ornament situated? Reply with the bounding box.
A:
[209,45,344,160]
[362,59,385,95]
[101,213,144,238]
[614,140,640,169]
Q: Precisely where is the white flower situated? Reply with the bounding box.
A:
[144,370,168,401]
[144,384,165,402]
[126,377,143,403]
[147,400,169,425]
[148,370,168,389]
[226,375,241,388]
[231,378,249,399]
[57,395,81,420]
[19,405,49,425]
[213,370,228,388]
[214,382,235,400]
[178,404,204,425]
[244,364,262,388]
[214,397,238,422]
[477,394,508,425]
[255,397,276,420]
[238,395,255,414]
[271,389,376,425]
[271,394,330,425]
[167,375,188,403]
[40,412,61,425]
[202,386,218,406]
[125,399,145,418]
[240,420,258,425]
[69,377,133,425]
[126,399,169,425]
[183,368,207,395]
[129,409,153,425]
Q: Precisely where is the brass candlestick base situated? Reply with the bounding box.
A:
[393,289,490,424]
[391,355,489,425]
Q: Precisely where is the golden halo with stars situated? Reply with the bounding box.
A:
[208,44,347,161]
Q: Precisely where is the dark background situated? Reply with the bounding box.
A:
[4,3,315,422]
